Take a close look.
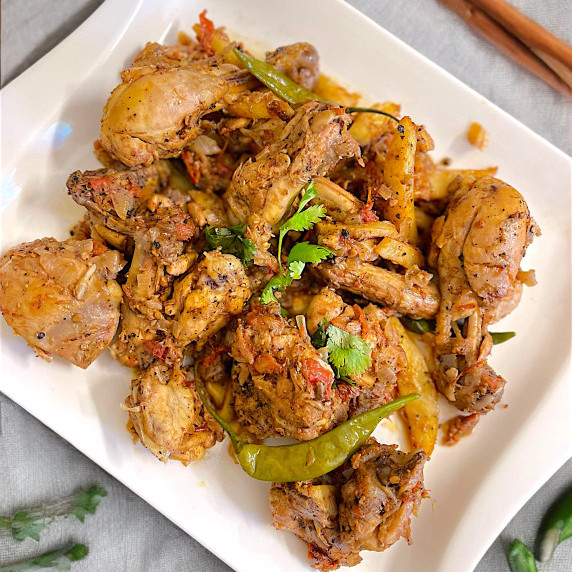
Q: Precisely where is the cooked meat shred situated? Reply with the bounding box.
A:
[231,303,346,440]
[270,438,427,571]
[265,42,320,89]
[338,441,427,552]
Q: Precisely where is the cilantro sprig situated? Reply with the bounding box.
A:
[311,318,372,379]
[0,543,88,571]
[204,224,256,266]
[0,486,106,542]
[261,182,334,303]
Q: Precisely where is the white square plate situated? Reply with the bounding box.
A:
[1,1,571,571]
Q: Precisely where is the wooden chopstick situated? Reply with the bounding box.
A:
[439,0,572,97]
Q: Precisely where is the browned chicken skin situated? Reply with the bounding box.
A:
[430,175,538,413]
[315,258,440,320]
[100,57,251,167]
[270,438,427,571]
[165,251,251,349]
[67,162,171,237]
[0,238,124,368]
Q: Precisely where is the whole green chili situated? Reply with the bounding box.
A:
[535,486,572,562]
[506,539,538,572]
[234,48,321,105]
[233,48,399,122]
[195,369,419,482]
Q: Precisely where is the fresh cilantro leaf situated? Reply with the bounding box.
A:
[326,325,372,378]
[261,181,333,305]
[279,204,327,237]
[260,275,292,304]
[27,543,89,571]
[10,510,45,541]
[310,318,329,349]
[287,242,334,265]
[276,182,328,268]
[205,225,256,266]
[261,243,334,305]
[0,486,107,543]
[288,260,306,280]
[297,180,318,211]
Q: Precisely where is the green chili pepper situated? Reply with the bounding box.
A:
[195,368,418,482]
[535,486,572,562]
[234,48,321,105]
[400,316,435,335]
[490,331,516,345]
[233,48,399,122]
[506,539,538,572]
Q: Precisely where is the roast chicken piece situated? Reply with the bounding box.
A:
[430,175,539,414]
[67,162,170,236]
[224,100,360,226]
[338,441,427,552]
[109,234,185,369]
[231,303,347,441]
[306,288,407,416]
[66,162,199,248]
[124,362,223,464]
[270,438,427,571]
[100,54,252,166]
[165,251,251,349]
[0,238,124,368]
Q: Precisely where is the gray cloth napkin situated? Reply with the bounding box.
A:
[1,1,571,571]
